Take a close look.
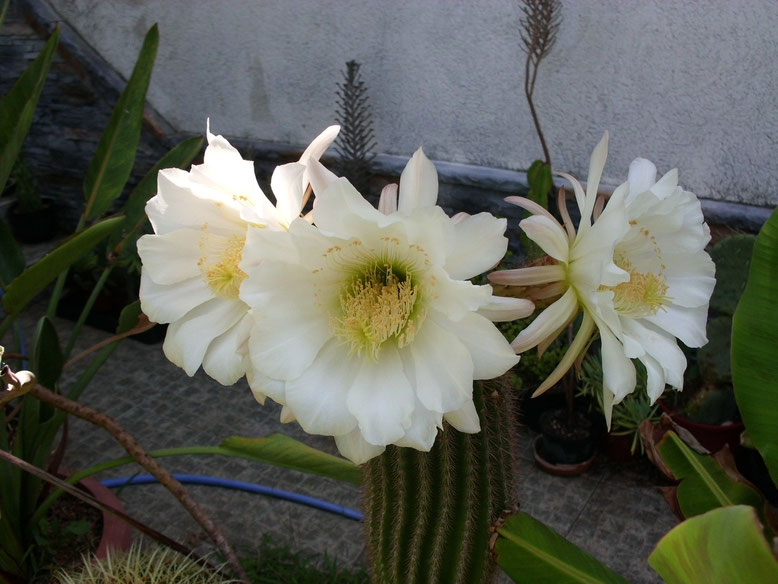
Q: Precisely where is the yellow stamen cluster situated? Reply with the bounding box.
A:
[334,263,423,359]
[199,235,248,300]
[607,256,669,317]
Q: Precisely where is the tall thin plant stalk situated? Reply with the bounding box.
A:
[520,0,561,168]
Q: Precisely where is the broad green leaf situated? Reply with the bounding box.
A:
[656,431,762,518]
[522,159,553,260]
[82,25,158,221]
[1,216,123,317]
[732,207,778,484]
[495,512,628,583]
[0,27,59,193]
[649,505,778,584]
[31,316,63,389]
[220,434,361,484]
[0,220,25,288]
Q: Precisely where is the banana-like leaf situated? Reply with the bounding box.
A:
[220,434,361,484]
[82,25,158,221]
[0,220,24,289]
[649,505,778,584]
[1,216,123,318]
[495,511,629,583]
[31,317,63,389]
[655,430,763,520]
[0,27,59,192]
[732,207,778,484]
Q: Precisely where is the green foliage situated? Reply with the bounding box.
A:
[334,60,376,196]
[0,26,59,194]
[709,234,756,316]
[654,431,763,521]
[495,511,628,583]
[81,25,159,222]
[219,434,361,484]
[243,537,368,584]
[54,543,233,584]
[578,356,659,454]
[0,216,123,323]
[7,155,42,212]
[0,25,168,582]
[520,160,553,260]
[732,207,778,485]
[649,506,778,584]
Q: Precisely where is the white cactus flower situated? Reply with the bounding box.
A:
[138,124,339,385]
[240,148,533,463]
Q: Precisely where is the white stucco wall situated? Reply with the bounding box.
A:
[45,0,778,206]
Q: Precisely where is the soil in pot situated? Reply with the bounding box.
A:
[537,409,598,466]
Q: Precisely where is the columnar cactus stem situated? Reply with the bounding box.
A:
[362,378,517,583]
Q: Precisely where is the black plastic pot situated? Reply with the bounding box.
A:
[538,408,598,465]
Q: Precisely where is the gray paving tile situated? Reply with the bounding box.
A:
[13,303,680,581]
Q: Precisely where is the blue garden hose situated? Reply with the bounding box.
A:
[101,473,364,521]
[0,287,362,523]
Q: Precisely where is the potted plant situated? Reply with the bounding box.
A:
[578,355,661,462]
[659,234,754,453]
[6,155,57,243]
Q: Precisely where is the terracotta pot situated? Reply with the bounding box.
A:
[78,476,133,559]
[658,400,744,454]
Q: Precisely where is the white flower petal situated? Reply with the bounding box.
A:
[306,157,339,198]
[163,298,247,377]
[201,314,253,385]
[378,183,398,215]
[347,347,414,446]
[578,131,609,233]
[139,274,213,325]
[444,400,481,433]
[137,230,204,285]
[639,354,667,403]
[598,322,636,403]
[519,215,570,263]
[477,295,535,322]
[247,303,332,381]
[627,158,658,201]
[645,304,709,348]
[398,148,438,213]
[313,177,385,235]
[335,428,386,464]
[394,401,441,451]
[408,319,474,413]
[434,312,519,380]
[511,287,578,353]
[444,213,509,280]
[488,264,565,287]
[284,340,358,436]
[246,366,286,406]
[269,162,306,225]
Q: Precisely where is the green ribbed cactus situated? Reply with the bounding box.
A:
[362,379,517,584]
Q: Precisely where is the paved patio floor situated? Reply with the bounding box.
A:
[14,296,677,583]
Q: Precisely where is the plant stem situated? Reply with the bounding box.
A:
[362,378,517,583]
[63,265,113,358]
[29,384,250,583]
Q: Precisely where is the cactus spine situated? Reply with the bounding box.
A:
[362,379,517,583]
